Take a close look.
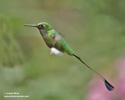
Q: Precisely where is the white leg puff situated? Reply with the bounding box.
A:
[50,47,63,56]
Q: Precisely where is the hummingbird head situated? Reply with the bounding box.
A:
[24,22,53,31]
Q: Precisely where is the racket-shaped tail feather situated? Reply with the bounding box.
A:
[104,79,114,91]
[73,54,114,91]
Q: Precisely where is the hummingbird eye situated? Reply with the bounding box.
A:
[40,24,45,28]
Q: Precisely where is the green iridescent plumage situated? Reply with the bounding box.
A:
[37,22,76,55]
[24,22,114,91]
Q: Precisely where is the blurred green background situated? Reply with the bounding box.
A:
[0,0,125,100]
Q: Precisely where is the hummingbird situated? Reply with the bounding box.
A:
[24,22,114,91]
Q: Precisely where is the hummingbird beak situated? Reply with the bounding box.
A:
[24,24,37,27]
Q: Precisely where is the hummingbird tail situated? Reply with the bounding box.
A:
[73,54,114,91]
[104,79,114,91]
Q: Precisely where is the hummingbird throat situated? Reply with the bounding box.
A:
[50,47,63,56]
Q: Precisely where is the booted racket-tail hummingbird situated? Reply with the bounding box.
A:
[24,22,114,91]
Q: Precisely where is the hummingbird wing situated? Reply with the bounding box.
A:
[51,31,75,55]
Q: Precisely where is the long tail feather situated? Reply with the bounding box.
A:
[73,54,114,91]
[104,80,114,91]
